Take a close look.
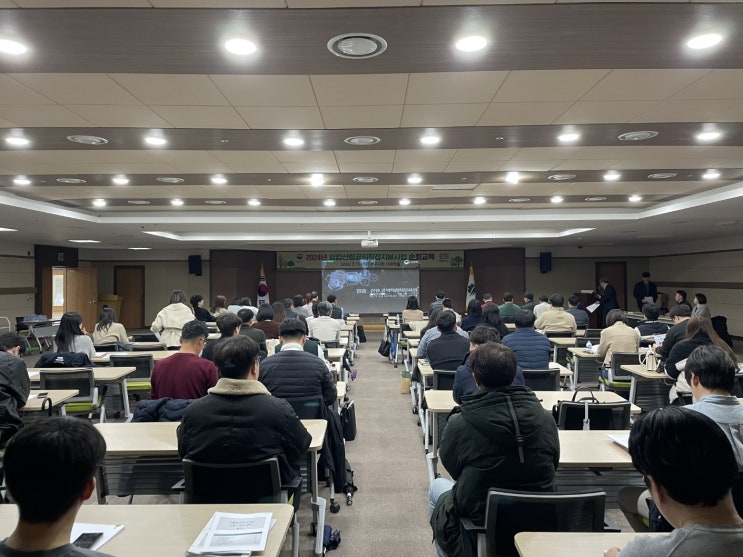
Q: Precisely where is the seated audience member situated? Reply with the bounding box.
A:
[259,318,336,407]
[502,309,552,370]
[0,418,109,557]
[480,293,493,312]
[177,335,311,484]
[534,294,577,334]
[210,294,229,318]
[430,291,446,313]
[692,292,712,319]
[292,294,312,318]
[654,304,692,361]
[151,320,218,400]
[308,301,342,344]
[327,294,344,320]
[482,303,510,339]
[597,309,639,378]
[53,312,95,359]
[227,296,259,316]
[429,342,560,557]
[0,333,31,448]
[151,289,193,348]
[454,325,526,403]
[427,312,470,371]
[237,308,268,357]
[521,291,536,312]
[532,294,550,318]
[566,295,589,329]
[272,301,287,324]
[201,313,242,362]
[460,299,483,332]
[607,407,743,557]
[92,307,130,350]
[498,292,521,323]
[402,295,424,324]
[635,303,670,337]
[441,298,461,324]
[418,309,469,360]
[674,289,693,310]
[190,294,213,322]
[252,304,280,339]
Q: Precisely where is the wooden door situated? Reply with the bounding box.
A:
[65,267,99,329]
[115,266,145,329]
[595,262,627,311]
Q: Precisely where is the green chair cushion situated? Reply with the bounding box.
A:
[127,381,151,391]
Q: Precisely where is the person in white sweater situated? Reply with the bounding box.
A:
[150,289,194,348]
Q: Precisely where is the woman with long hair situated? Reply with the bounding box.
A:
[253,304,280,339]
[150,289,193,348]
[92,307,130,350]
[460,299,483,332]
[271,301,286,324]
[482,303,509,340]
[210,295,228,318]
[402,295,424,323]
[190,294,213,322]
[53,312,95,358]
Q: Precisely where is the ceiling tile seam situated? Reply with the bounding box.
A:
[572,69,616,102]
[398,73,411,127]
[98,73,146,106]
[667,68,715,101]
[108,73,164,109]
[486,70,510,105]
[4,73,59,107]
[205,73,238,109]
[548,99,579,126]
[307,73,328,129]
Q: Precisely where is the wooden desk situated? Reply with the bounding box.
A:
[129,341,166,350]
[548,337,577,362]
[22,389,79,412]
[568,347,603,386]
[621,364,672,411]
[326,348,345,361]
[403,329,421,339]
[515,532,660,557]
[93,351,174,364]
[0,504,292,557]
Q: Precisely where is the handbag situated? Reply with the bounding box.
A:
[340,400,357,441]
[378,338,391,357]
[552,387,600,424]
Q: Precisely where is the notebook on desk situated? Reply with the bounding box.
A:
[607,433,630,450]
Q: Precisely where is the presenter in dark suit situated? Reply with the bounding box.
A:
[597,277,619,327]
[632,271,658,311]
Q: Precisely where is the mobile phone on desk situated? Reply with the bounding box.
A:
[73,533,103,549]
[36,392,48,398]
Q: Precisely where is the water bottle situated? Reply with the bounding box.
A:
[585,340,593,352]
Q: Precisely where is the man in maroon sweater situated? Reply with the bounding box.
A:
[150,320,218,399]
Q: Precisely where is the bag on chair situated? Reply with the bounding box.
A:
[378,339,391,357]
[340,400,357,441]
[356,325,367,343]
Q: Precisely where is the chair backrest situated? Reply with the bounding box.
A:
[183,457,281,504]
[94,343,119,352]
[39,368,96,403]
[545,331,575,338]
[109,354,154,379]
[483,488,606,557]
[323,341,340,349]
[131,333,160,342]
[556,401,631,430]
[584,329,603,338]
[609,352,641,381]
[522,368,560,391]
[30,324,58,341]
[433,369,456,390]
[575,337,600,348]
[285,396,326,420]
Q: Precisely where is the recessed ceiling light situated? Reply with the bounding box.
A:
[67,135,108,145]
[68,239,100,244]
[617,131,658,141]
[420,135,441,146]
[703,169,721,180]
[0,227,17,232]
[157,177,184,184]
[648,172,677,179]
[92,199,107,207]
[508,198,530,203]
[283,137,304,147]
[56,178,86,184]
[398,198,411,206]
[323,199,336,207]
[551,196,564,203]
[628,195,643,202]
[505,171,520,184]
[558,132,580,143]
[5,136,29,147]
[327,33,387,59]
[696,130,721,141]
[224,38,257,56]
[247,199,261,206]
[112,175,129,186]
[205,200,226,205]
[144,136,167,146]
[585,196,607,202]
[12,176,30,186]
[0,39,28,55]
[604,171,621,181]
[473,197,486,205]
[170,199,184,207]
[686,33,723,50]
[343,135,381,146]
[357,200,378,205]
[353,176,378,183]
[455,35,487,53]
[127,200,151,205]
[548,174,576,181]
[310,173,325,187]
[210,175,228,185]
[407,174,423,185]
[128,247,152,250]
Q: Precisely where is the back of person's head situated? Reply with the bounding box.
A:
[684,344,737,393]
[442,298,453,309]
[317,301,333,317]
[695,292,707,304]
[605,309,625,327]
[669,304,692,319]
[181,320,209,343]
[293,294,305,308]
[503,292,514,302]
[514,309,536,328]
[170,289,187,305]
[436,290,445,300]
[279,317,307,341]
[311,291,318,300]
[95,307,116,332]
[216,313,242,337]
[567,295,580,307]
[282,297,294,309]
[523,292,534,301]
[538,294,549,303]
[272,301,287,322]
[55,312,84,352]
[466,298,483,317]
[469,324,500,345]
[642,303,660,321]
[190,294,203,309]
[240,297,252,306]
[676,289,687,300]
[549,293,564,308]
[470,342,517,388]
[642,272,651,278]
[436,311,456,333]
[482,304,503,328]
[256,304,274,322]
[4,417,105,523]
[482,293,492,301]
[599,277,609,285]
[684,317,737,363]
[629,406,738,507]
[211,295,227,311]
[237,308,254,324]
[406,295,420,310]
[422,308,442,335]
[0,332,25,353]
[327,294,337,304]
[214,335,259,380]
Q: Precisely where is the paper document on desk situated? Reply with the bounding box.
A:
[643,296,654,304]
[607,434,630,450]
[26,393,38,401]
[28,372,39,380]
[586,302,600,314]
[71,523,125,551]
[187,512,273,556]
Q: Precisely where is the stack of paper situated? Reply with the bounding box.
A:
[187,512,272,556]
[71,523,125,551]
[606,433,630,450]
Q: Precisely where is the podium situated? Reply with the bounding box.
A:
[574,292,600,329]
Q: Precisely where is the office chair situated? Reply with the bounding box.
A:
[522,368,560,391]
[432,369,456,391]
[599,352,640,392]
[557,400,631,430]
[39,368,106,422]
[110,354,154,402]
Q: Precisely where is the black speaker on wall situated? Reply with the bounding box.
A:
[188,255,203,276]
[539,252,552,274]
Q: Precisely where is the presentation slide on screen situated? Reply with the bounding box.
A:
[321,268,420,314]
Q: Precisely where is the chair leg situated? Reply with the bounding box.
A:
[291,516,299,557]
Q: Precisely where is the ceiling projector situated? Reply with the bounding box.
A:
[361,238,378,248]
